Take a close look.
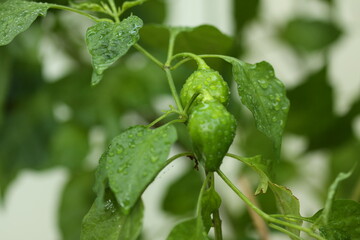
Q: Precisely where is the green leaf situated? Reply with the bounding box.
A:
[86,15,143,85]
[140,24,233,55]
[161,168,203,216]
[49,123,89,171]
[200,180,222,232]
[81,189,144,240]
[59,171,95,240]
[311,200,360,240]
[233,155,270,194]
[0,0,49,46]
[94,125,177,214]
[281,18,341,52]
[166,174,221,240]
[166,218,209,240]
[224,58,290,157]
[316,169,353,226]
[122,0,147,13]
[0,49,10,125]
[269,182,302,239]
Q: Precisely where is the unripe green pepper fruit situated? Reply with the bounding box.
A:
[188,100,237,172]
[180,69,230,110]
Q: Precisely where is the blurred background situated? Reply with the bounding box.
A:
[0,0,359,239]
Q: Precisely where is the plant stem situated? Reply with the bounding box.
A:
[133,44,164,69]
[165,152,194,166]
[48,4,102,22]
[216,170,326,240]
[209,173,223,240]
[165,29,179,67]
[107,0,120,23]
[172,53,209,69]
[217,170,267,218]
[146,111,174,128]
[269,224,304,240]
[183,92,199,114]
[165,68,183,112]
[270,214,314,223]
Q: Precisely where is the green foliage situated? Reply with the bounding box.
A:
[81,189,144,240]
[224,58,290,158]
[0,0,357,240]
[312,200,360,239]
[167,175,221,240]
[0,0,49,46]
[281,18,341,52]
[86,15,143,85]
[94,125,177,214]
[269,182,302,238]
[140,25,233,55]
[58,171,95,240]
[161,169,203,216]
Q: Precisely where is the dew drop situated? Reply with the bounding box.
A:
[116,147,123,154]
[151,156,158,163]
[257,79,269,89]
[272,116,277,122]
[108,151,115,157]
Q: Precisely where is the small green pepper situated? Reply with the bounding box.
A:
[188,100,237,171]
[180,69,230,111]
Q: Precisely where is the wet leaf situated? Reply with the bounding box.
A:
[0,0,49,46]
[81,189,144,240]
[269,182,302,239]
[222,57,290,158]
[311,200,360,240]
[86,15,143,85]
[94,125,177,214]
[59,171,95,240]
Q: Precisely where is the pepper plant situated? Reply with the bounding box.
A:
[1,0,359,239]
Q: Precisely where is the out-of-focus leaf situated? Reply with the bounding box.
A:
[234,0,260,31]
[122,0,147,13]
[0,0,49,46]
[49,123,89,171]
[166,176,220,240]
[94,125,177,214]
[269,182,302,239]
[286,68,333,138]
[166,218,208,240]
[162,168,203,216]
[329,139,360,199]
[0,88,56,198]
[86,15,143,85]
[315,170,353,226]
[140,24,233,55]
[130,0,166,24]
[232,155,270,194]
[281,18,341,52]
[59,171,95,240]
[81,189,144,240]
[311,200,360,240]
[0,49,10,125]
[286,67,356,150]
